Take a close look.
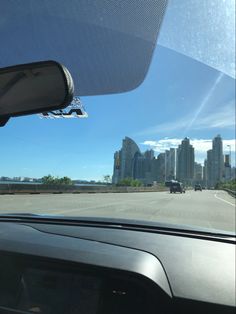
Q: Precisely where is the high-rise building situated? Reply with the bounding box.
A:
[120,137,141,180]
[205,135,224,187]
[144,150,155,185]
[112,137,141,183]
[223,154,231,182]
[112,137,156,185]
[194,162,203,182]
[165,148,176,180]
[203,159,207,187]
[133,149,154,185]
[231,167,236,179]
[224,154,230,167]
[133,153,146,182]
[144,149,154,160]
[151,157,159,182]
[176,138,194,184]
[206,149,214,187]
[212,135,224,186]
[112,150,122,184]
[156,153,165,183]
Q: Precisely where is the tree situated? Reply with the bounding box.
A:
[41,175,73,185]
[117,178,142,187]
[42,175,55,185]
[60,176,73,185]
[220,179,236,191]
[131,179,142,187]
[103,175,112,184]
[117,177,132,186]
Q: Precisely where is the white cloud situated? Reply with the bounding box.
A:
[194,103,235,129]
[141,138,236,165]
[137,99,235,136]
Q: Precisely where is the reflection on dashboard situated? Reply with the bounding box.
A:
[0,253,158,314]
[17,269,101,314]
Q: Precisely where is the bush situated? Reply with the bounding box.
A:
[42,175,73,185]
[131,179,142,187]
[215,179,236,191]
[117,178,142,187]
[222,179,236,191]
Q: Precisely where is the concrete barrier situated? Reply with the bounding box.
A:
[0,184,168,195]
[223,188,236,198]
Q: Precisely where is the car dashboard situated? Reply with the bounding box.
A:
[0,219,235,314]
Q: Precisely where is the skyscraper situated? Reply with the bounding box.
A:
[133,153,146,182]
[223,154,231,182]
[224,154,230,167]
[112,137,141,183]
[165,148,176,180]
[143,150,155,185]
[112,150,122,184]
[205,135,224,187]
[151,157,159,182]
[194,162,203,182]
[176,138,194,184]
[212,135,224,186]
[133,149,154,185]
[120,137,141,180]
[203,159,207,187]
[156,153,165,182]
[144,149,154,160]
[206,149,213,187]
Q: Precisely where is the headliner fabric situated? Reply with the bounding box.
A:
[0,0,167,95]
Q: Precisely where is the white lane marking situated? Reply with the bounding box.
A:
[214,193,235,207]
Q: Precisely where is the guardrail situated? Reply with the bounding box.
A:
[223,188,236,198]
[0,184,168,195]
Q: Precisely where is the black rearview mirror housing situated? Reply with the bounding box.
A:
[0,61,74,126]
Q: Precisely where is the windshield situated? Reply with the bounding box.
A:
[0,0,235,235]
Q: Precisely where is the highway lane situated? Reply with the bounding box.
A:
[0,190,235,232]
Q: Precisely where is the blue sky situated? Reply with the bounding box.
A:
[0,45,235,180]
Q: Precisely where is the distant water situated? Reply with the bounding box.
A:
[0,181,106,187]
[0,181,41,185]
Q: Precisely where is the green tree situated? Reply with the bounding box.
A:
[103,175,112,184]
[220,179,236,191]
[42,174,55,185]
[117,178,142,187]
[60,176,73,185]
[131,179,142,187]
[41,175,73,185]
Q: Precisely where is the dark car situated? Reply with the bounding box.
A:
[170,182,185,194]
[165,180,178,187]
[195,184,202,191]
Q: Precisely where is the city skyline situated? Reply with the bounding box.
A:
[1,135,235,182]
[1,45,235,181]
[141,138,235,166]
[112,135,235,187]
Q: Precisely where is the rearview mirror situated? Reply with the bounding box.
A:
[0,61,74,126]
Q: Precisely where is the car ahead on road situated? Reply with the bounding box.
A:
[195,184,202,191]
[165,180,178,187]
[170,182,186,194]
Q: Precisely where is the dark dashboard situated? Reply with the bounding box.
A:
[0,253,160,314]
[0,218,235,314]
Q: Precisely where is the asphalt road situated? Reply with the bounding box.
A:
[0,190,235,232]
